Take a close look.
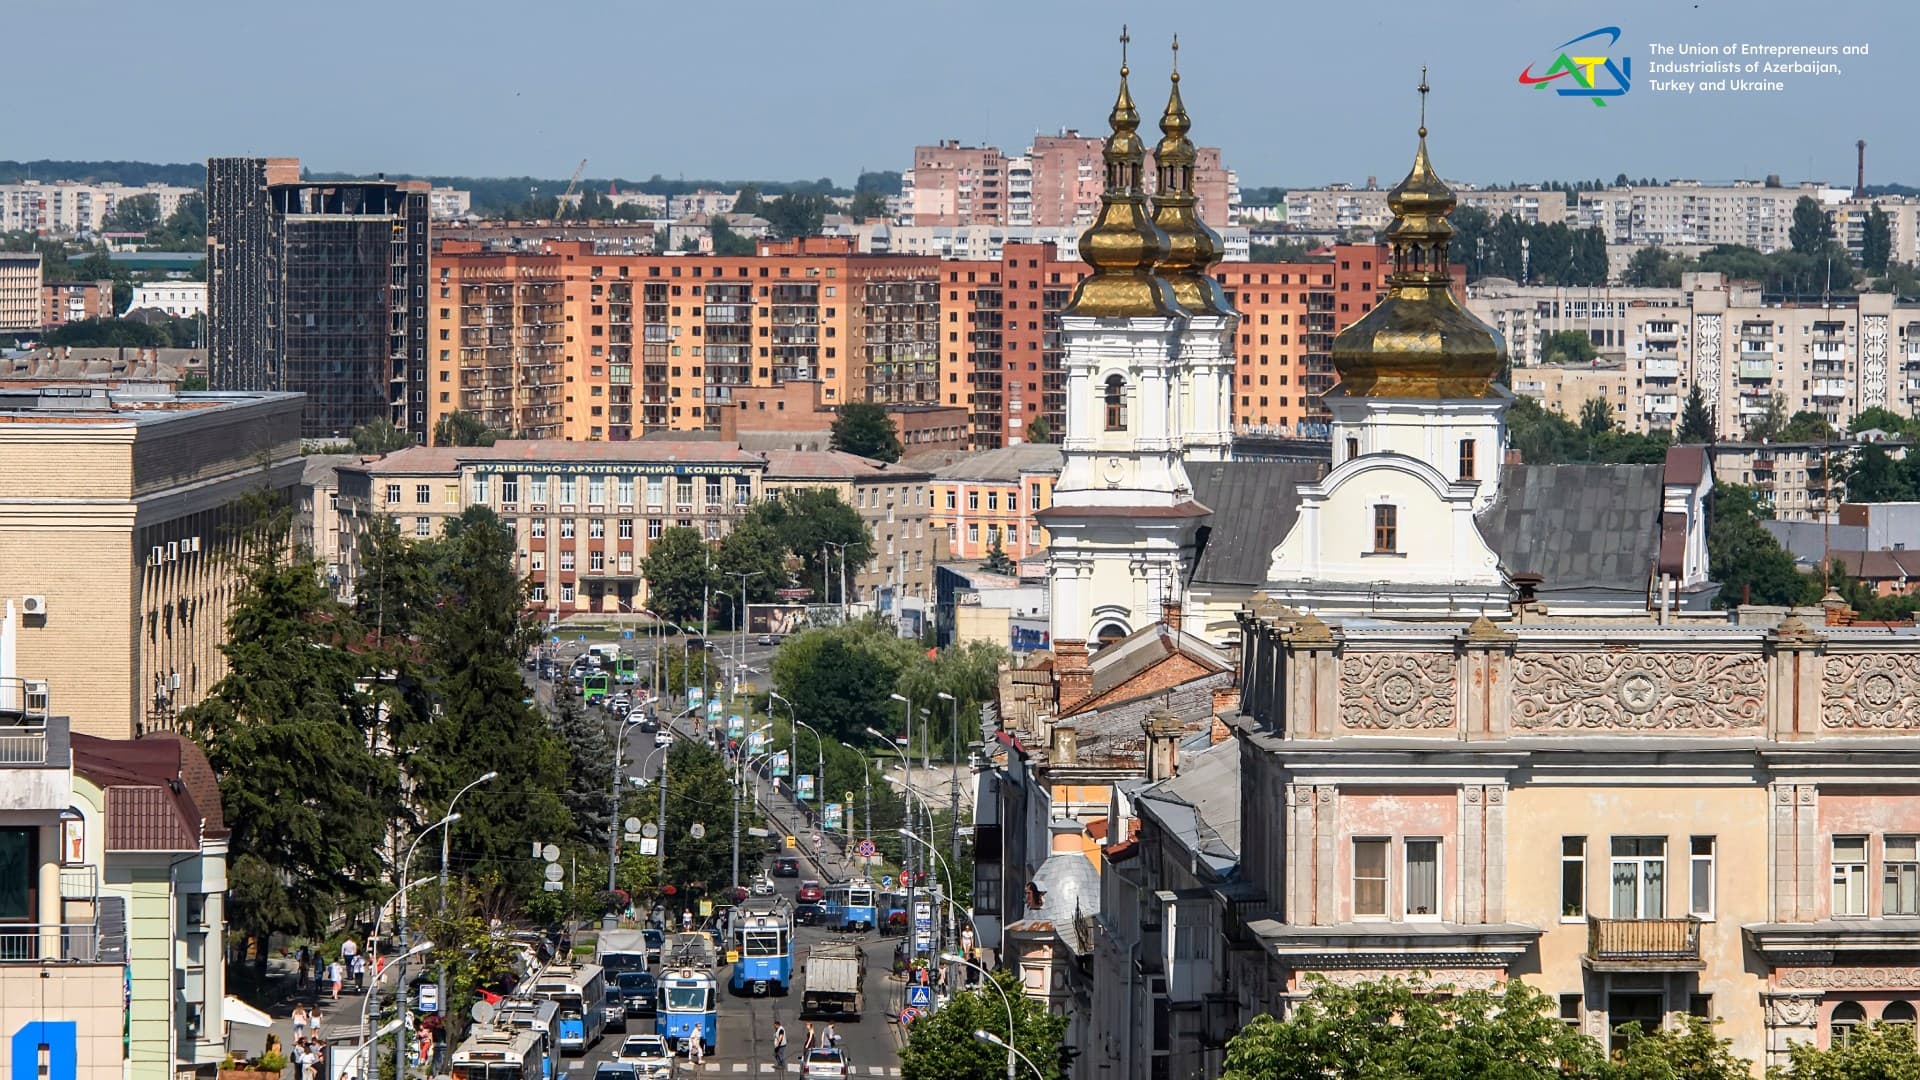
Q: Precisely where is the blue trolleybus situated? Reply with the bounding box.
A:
[728,896,793,995]
[527,961,607,1054]
[824,878,878,932]
[655,967,718,1056]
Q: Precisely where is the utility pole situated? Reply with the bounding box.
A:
[655,750,669,915]
[939,692,960,876]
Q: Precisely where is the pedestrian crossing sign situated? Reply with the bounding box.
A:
[906,984,932,1009]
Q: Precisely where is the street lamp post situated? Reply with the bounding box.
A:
[823,541,849,620]
[937,691,960,872]
[344,938,434,1080]
[942,952,1027,1080]
[725,570,762,702]
[975,1030,1043,1080]
[732,722,772,891]
[900,826,966,965]
[607,717,645,904]
[355,875,433,1077]
[396,812,462,1080]
[438,771,497,1048]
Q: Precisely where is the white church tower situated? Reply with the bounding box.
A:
[1044,34,1218,648]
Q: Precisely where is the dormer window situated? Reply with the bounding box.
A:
[1373,504,1398,553]
[1103,375,1126,431]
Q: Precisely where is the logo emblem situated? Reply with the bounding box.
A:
[1519,27,1632,106]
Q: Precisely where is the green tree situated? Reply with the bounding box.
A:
[1849,406,1916,438]
[1709,482,1818,609]
[1676,385,1716,443]
[714,518,789,628]
[180,496,394,968]
[433,410,499,447]
[762,193,828,240]
[179,372,209,391]
[1505,395,1589,464]
[101,194,160,234]
[1626,245,1687,287]
[849,192,888,220]
[770,618,914,743]
[1791,195,1835,256]
[1220,977,1609,1080]
[732,185,763,216]
[1782,410,1836,442]
[1780,1021,1920,1080]
[1612,1015,1752,1080]
[1862,206,1894,274]
[1743,393,1788,443]
[709,217,756,256]
[982,531,1017,574]
[642,526,716,625]
[550,692,615,846]
[745,488,875,601]
[900,970,1069,1080]
[350,419,414,454]
[1024,417,1053,444]
[413,508,572,898]
[149,193,207,251]
[1578,396,1615,438]
[893,639,1007,759]
[830,401,904,462]
[659,739,749,895]
[1841,443,1913,502]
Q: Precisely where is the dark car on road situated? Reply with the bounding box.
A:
[797,880,825,903]
[642,928,664,966]
[772,855,801,877]
[617,971,657,1019]
[793,902,826,927]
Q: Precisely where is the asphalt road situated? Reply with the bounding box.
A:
[525,632,909,1077]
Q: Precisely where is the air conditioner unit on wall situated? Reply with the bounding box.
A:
[21,595,46,616]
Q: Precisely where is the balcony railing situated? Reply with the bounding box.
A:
[0,725,48,766]
[1585,916,1702,968]
[0,923,99,963]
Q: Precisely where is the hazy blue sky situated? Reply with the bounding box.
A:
[9,0,1905,187]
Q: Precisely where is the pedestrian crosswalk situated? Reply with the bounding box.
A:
[700,1066,901,1075]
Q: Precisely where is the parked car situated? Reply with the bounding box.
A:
[797,880,825,903]
[750,874,777,897]
[802,1047,851,1079]
[654,729,672,748]
[772,855,801,878]
[616,1034,675,1079]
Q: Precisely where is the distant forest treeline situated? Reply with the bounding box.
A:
[0,160,205,187]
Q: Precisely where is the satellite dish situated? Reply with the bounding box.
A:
[471,1001,497,1026]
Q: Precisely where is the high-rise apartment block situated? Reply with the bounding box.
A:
[1574,180,1849,250]
[906,132,1237,229]
[939,243,1088,449]
[206,157,431,439]
[1284,182,1570,234]
[425,238,942,442]
[0,180,199,236]
[0,251,42,332]
[1468,273,1920,439]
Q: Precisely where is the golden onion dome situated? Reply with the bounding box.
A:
[1330,71,1506,399]
[1066,27,1183,319]
[1150,37,1231,317]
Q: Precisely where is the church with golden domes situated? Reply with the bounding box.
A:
[1043,49,1716,650]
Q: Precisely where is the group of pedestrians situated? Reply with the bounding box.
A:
[772,1021,841,1068]
[288,1007,329,1080]
[294,939,367,1003]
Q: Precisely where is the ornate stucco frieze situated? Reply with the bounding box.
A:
[1339,652,1456,729]
[1510,651,1764,730]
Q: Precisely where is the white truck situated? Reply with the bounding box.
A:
[800,942,866,1019]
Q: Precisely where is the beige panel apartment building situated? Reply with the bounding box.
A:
[760,449,937,604]
[0,387,304,738]
[1511,361,1643,429]
[1468,273,1920,438]
[1284,183,1568,234]
[0,251,43,332]
[336,441,767,616]
[1574,181,1848,251]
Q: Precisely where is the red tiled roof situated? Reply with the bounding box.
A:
[106,786,198,851]
[72,731,228,848]
[1665,444,1707,485]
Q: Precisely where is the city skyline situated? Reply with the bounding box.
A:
[12,0,1905,189]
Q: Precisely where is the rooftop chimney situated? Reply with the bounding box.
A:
[1144,707,1183,783]
[1161,596,1183,631]
[1857,139,1867,198]
[1054,640,1092,711]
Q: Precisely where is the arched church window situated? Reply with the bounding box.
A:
[1832,1002,1867,1043]
[1104,375,1127,431]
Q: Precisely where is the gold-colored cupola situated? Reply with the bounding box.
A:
[1066,27,1183,319]
[1329,70,1506,398]
[1150,35,1230,317]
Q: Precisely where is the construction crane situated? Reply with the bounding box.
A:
[558,158,587,220]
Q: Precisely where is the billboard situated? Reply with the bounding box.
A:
[823,802,844,830]
[747,604,809,636]
[797,774,815,799]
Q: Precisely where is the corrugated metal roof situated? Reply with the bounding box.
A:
[1475,463,1663,594]
[1188,460,1327,586]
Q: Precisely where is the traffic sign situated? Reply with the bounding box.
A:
[541,843,560,863]
[691,823,707,840]
[638,838,659,856]
[624,817,643,834]
[881,875,894,888]
[642,823,659,838]
[543,863,565,883]
[906,984,932,1009]
[542,881,564,892]
[856,839,877,859]
[419,985,440,1014]
[898,1006,921,1026]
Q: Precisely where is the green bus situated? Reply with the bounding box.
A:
[616,656,639,685]
[582,672,611,704]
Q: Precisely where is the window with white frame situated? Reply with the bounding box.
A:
[1405,839,1440,918]
[648,519,663,540]
[619,519,633,540]
[1887,836,1920,916]
[416,484,431,504]
[530,477,548,503]
[1689,836,1716,918]
[560,583,574,602]
[589,519,605,540]
[617,477,634,505]
[1610,837,1666,919]
[1353,838,1389,917]
[561,520,576,539]
[590,551,605,572]
[706,479,722,507]
[501,475,520,504]
[530,520,546,539]
[559,552,575,571]
[530,552,544,571]
[646,479,665,507]
[560,478,577,505]
[588,478,606,505]
[1833,836,1869,917]
[415,516,431,537]
[531,584,546,602]
[470,477,489,504]
[1562,837,1586,918]
[386,484,401,505]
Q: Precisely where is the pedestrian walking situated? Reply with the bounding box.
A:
[350,951,366,993]
[296,946,311,990]
[327,959,343,1002]
[688,1036,704,1067]
[823,1022,838,1050]
[772,1023,787,1070]
[681,909,693,932]
[292,1005,309,1041]
[804,1022,817,1051]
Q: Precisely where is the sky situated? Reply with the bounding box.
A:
[6,0,1908,189]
